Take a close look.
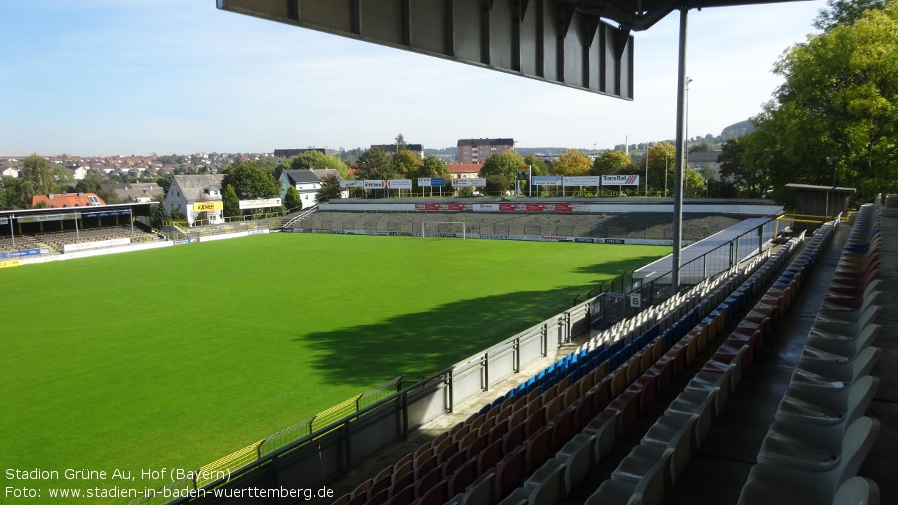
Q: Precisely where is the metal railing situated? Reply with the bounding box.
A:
[137,215,792,505]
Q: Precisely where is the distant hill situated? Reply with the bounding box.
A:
[721,120,755,141]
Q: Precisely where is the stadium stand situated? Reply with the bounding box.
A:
[319,198,896,505]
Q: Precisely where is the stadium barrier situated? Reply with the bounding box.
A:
[139,216,791,505]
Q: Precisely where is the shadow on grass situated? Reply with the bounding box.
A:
[298,256,658,387]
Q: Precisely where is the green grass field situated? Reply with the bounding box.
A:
[0,233,665,502]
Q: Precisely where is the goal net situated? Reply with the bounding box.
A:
[421,221,466,239]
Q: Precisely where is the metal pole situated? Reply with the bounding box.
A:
[10,215,15,249]
[645,145,649,196]
[672,6,689,293]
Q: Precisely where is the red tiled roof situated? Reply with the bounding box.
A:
[30,193,106,208]
[447,163,482,174]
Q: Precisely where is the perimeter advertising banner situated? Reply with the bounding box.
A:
[602,175,640,186]
[339,180,365,188]
[239,198,282,210]
[563,176,600,187]
[364,179,413,189]
[452,178,486,187]
[193,201,223,212]
[532,176,562,186]
[417,177,446,187]
[17,213,81,223]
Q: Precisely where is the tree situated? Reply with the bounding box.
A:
[74,170,103,194]
[284,186,302,211]
[222,184,241,218]
[644,142,677,196]
[754,2,898,201]
[22,154,54,197]
[317,173,343,202]
[688,139,714,153]
[814,0,886,31]
[395,133,408,152]
[479,150,525,195]
[355,146,391,180]
[522,154,548,176]
[592,150,633,177]
[1,177,31,210]
[288,151,350,179]
[150,201,169,228]
[388,150,423,179]
[221,161,281,200]
[551,149,592,176]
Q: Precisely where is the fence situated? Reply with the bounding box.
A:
[137,215,790,505]
[578,215,780,321]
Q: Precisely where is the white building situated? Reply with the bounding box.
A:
[163,175,225,226]
[279,169,340,208]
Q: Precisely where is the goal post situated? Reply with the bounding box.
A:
[421,221,466,239]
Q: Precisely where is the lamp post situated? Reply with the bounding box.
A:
[685,77,693,172]
[825,156,838,220]
[645,144,649,197]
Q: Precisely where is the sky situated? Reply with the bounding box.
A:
[0,0,826,156]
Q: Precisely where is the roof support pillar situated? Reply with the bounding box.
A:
[671,6,688,293]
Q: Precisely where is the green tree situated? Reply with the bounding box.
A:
[284,186,302,211]
[221,161,281,200]
[222,184,241,218]
[74,170,103,194]
[1,177,31,210]
[150,201,169,228]
[522,154,548,176]
[388,150,423,180]
[479,150,525,195]
[551,149,592,176]
[288,151,351,179]
[814,0,886,31]
[592,150,633,176]
[316,173,343,203]
[756,2,898,201]
[22,154,54,197]
[688,139,714,154]
[395,133,408,151]
[644,142,677,196]
[355,146,391,180]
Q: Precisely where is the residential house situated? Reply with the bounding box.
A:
[687,151,723,180]
[163,174,225,226]
[2,167,19,178]
[457,138,515,163]
[279,169,340,208]
[99,183,164,203]
[30,192,106,208]
[447,163,482,181]
[69,166,89,181]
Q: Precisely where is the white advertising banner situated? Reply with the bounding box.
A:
[532,176,562,186]
[239,198,282,210]
[388,179,413,189]
[364,180,387,189]
[339,180,365,188]
[563,176,600,187]
[453,178,486,187]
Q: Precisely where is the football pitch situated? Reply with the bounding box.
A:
[0,233,665,502]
